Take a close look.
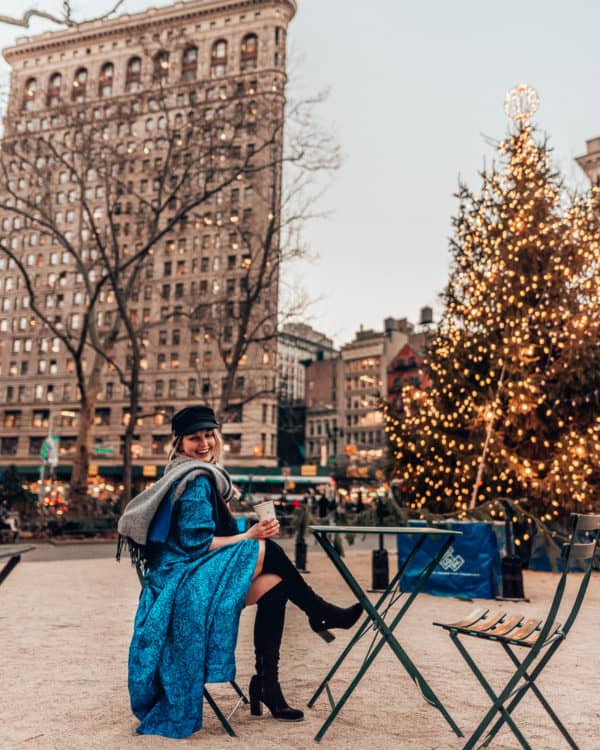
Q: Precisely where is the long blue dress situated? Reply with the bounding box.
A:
[128,475,259,738]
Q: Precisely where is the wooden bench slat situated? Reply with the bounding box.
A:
[486,614,523,636]
[507,618,543,642]
[442,608,489,629]
[525,622,562,645]
[468,611,506,632]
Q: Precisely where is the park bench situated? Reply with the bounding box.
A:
[0,545,35,586]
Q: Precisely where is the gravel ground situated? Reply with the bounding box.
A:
[1,549,598,750]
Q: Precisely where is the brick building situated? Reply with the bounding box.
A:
[0,0,297,478]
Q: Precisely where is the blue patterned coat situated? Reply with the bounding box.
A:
[128,475,259,738]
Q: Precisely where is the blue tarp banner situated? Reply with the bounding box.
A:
[397,521,502,599]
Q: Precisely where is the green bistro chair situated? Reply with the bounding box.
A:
[434,513,599,750]
[135,560,249,737]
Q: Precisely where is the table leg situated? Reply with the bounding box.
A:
[307,570,401,709]
[308,535,428,709]
[312,533,462,741]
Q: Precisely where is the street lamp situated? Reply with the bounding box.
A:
[38,409,76,504]
[326,424,342,471]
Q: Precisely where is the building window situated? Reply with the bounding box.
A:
[72,67,87,102]
[46,72,62,107]
[98,62,114,97]
[29,436,44,455]
[240,33,258,71]
[224,433,241,455]
[125,57,142,93]
[94,408,111,426]
[223,404,242,423]
[0,437,18,456]
[151,407,168,426]
[31,409,50,427]
[151,434,171,456]
[60,410,77,427]
[187,378,197,397]
[153,50,170,81]
[3,410,21,428]
[181,44,198,80]
[168,379,177,398]
[22,77,37,111]
[56,437,75,455]
[210,39,227,78]
[155,380,164,399]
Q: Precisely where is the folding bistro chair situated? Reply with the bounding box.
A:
[135,560,248,737]
[434,512,599,750]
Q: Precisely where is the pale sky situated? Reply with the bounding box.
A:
[1,0,599,345]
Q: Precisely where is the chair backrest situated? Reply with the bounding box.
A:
[535,513,599,646]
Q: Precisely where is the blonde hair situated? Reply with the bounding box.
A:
[168,429,224,465]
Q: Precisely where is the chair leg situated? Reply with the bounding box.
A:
[204,687,236,737]
[450,633,532,750]
[230,680,249,704]
[481,643,579,750]
[0,554,20,586]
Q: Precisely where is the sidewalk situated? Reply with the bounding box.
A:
[2,550,598,750]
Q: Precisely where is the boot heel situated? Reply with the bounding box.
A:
[250,696,263,716]
[316,629,335,643]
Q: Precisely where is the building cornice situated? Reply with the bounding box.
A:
[3,0,296,62]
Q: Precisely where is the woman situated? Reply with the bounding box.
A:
[117,405,362,739]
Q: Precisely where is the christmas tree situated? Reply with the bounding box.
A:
[385,116,600,524]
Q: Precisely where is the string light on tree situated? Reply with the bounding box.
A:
[383,88,600,523]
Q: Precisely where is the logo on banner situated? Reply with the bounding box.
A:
[438,546,465,573]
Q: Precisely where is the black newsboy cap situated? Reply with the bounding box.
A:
[171,405,219,436]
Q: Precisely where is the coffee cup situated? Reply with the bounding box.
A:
[253,499,276,522]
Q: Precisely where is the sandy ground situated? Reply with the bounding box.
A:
[1,549,599,750]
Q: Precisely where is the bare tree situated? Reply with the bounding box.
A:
[0,1,127,29]
[0,46,338,507]
[186,93,339,424]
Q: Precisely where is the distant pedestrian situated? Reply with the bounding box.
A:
[318,492,328,519]
[356,490,365,513]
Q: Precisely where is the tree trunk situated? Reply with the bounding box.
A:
[120,366,140,513]
[67,356,104,514]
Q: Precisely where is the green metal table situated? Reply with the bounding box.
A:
[308,525,464,742]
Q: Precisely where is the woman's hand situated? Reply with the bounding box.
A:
[245,518,280,540]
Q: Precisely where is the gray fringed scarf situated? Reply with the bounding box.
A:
[116,456,235,563]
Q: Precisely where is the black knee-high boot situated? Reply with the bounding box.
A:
[250,581,304,721]
[262,539,362,642]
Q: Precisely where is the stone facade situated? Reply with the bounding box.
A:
[277,321,336,403]
[304,356,341,466]
[576,137,600,183]
[0,0,297,474]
